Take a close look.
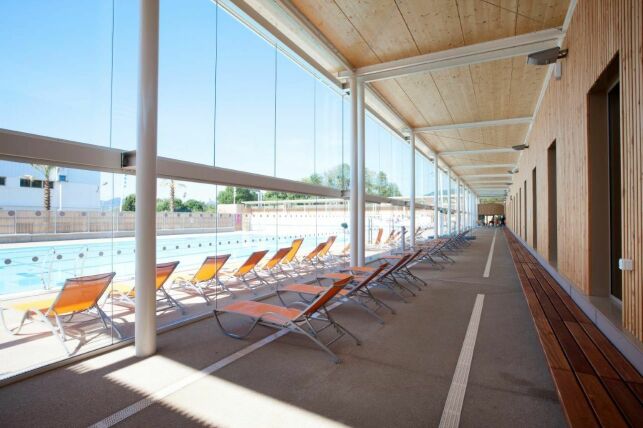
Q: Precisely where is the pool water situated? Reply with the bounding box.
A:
[0,229,346,295]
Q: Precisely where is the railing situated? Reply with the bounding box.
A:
[0,210,237,235]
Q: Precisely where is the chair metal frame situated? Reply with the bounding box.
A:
[214,276,359,363]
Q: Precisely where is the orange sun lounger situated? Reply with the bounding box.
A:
[259,247,292,285]
[276,263,393,323]
[173,255,231,304]
[213,275,359,363]
[221,250,270,294]
[279,238,304,277]
[110,261,184,314]
[0,272,120,355]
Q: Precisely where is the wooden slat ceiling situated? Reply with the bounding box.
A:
[289,0,571,191]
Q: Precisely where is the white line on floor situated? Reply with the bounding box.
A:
[438,293,485,428]
[89,298,346,428]
[89,328,289,428]
[482,229,497,278]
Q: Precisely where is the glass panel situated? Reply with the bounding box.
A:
[275,53,314,182]
[0,160,127,379]
[315,81,344,189]
[157,0,216,164]
[215,10,276,175]
[0,1,113,145]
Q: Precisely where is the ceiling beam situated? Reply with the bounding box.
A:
[462,173,512,178]
[440,148,517,156]
[338,28,563,82]
[414,117,531,133]
[452,163,515,169]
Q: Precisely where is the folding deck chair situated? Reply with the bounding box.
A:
[276,263,393,324]
[279,238,304,277]
[368,228,384,249]
[315,235,336,265]
[214,275,359,363]
[343,254,416,302]
[298,241,328,273]
[380,249,427,289]
[221,250,270,294]
[0,272,120,355]
[258,247,292,286]
[172,254,231,304]
[110,261,184,314]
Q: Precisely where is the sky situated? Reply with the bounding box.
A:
[0,0,430,205]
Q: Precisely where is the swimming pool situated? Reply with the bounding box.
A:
[0,229,346,295]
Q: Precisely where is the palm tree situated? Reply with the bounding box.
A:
[31,164,58,211]
[162,179,185,212]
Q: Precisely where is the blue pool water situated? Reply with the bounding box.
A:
[0,229,346,295]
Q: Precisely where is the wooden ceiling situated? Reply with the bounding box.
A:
[288,0,571,193]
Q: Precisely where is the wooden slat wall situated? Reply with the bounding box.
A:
[505,0,643,341]
[478,203,505,216]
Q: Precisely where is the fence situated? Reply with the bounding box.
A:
[0,210,237,235]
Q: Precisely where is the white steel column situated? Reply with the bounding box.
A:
[464,187,469,229]
[135,0,159,358]
[456,179,461,233]
[349,75,359,266]
[356,78,366,265]
[409,132,416,247]
[434,154,440,239]
[447,169,452,235]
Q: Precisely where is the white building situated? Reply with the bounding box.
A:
[0,160,101,211]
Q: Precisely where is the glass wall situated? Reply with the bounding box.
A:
[0,0,409,380]
[0,160,128,376]
[365,115,409,198]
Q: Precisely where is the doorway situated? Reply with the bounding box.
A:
[588,54,621,299]
[532,168,537,249]
[547,141,557,267]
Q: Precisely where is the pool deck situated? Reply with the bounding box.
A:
[0,245,385,379]
[0,228,567,427]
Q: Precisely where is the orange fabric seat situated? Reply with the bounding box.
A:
[221,301,300,323]
[317,272,352,280]
[0,272,119,356]
[276,263,393,324]
[279,283,350,297]
[214,276,359,363]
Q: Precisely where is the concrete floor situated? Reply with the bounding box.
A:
[0,228,566,427]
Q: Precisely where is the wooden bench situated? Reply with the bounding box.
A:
[505,230,642,427]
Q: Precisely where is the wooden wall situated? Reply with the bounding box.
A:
[505,0,642,341]
[478,203,505,216]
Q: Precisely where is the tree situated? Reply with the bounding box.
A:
[217,187,258,204]
[122,194,136,211]
[184,199,207,212]
[323,163,350,190]
[302,173,323,186]
[31,164,58,211]
[162,179,186,212]
[263,191,304,201]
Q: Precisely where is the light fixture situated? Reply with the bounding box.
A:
[527,47,568,66]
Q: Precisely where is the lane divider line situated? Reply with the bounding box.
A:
[482,229,497,278]
[438,293,485,428]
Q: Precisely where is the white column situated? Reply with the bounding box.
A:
[474,195,478,227]
[409,132,416,247]
[349,75,358,267]
[469,189,473,228]
[464,188,469,229]
[456,179,461,233]
[356,78,366,265]
[433,154,439,239]
[447,169,452,235]
[135,0,159,358]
